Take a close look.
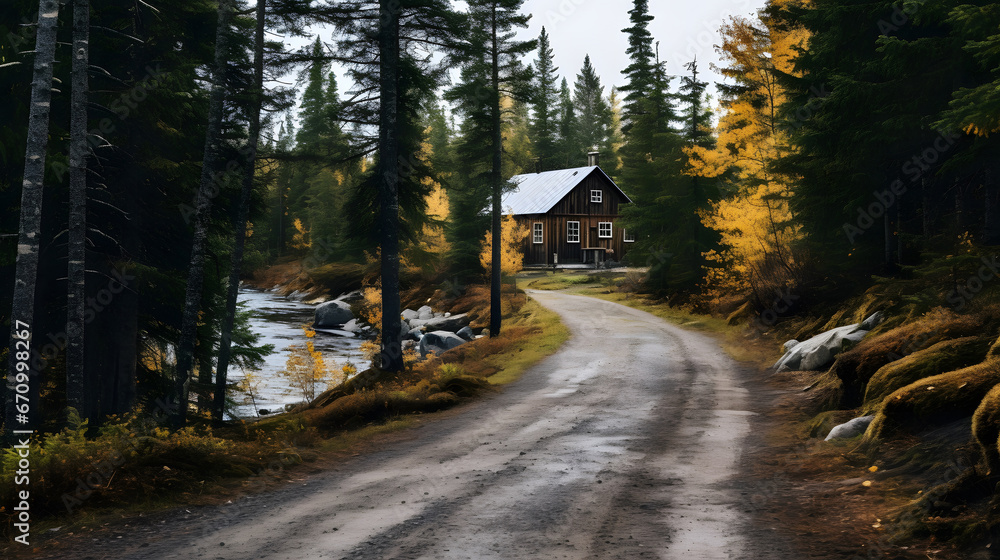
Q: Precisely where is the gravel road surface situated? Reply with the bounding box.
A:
[31,290,768,560]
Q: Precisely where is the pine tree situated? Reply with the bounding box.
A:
[327,0,461,370]
[66,0,91,417]
[619,0,658,135]
[529,27,559,171]
[573,55,613,164]
[448,0,534,337]
[617,0,699,293]
[556,78,578,169]
[603,87,625,177]
[173,0,236,428]
[214,0,268,425]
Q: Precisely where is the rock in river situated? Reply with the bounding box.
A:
[314,300,354,328]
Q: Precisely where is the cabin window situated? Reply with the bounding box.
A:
[590,189,603,203]
[567,221,580,243]
[624,229,635,243]
[598,222,612,239]
[533,223,543,244]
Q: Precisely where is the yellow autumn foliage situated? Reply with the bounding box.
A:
[280,327,333,402]
[290,218,311,251]
[479,213,529,278]
[690,5,808,299]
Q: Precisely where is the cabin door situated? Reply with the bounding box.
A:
[589,226,598,247]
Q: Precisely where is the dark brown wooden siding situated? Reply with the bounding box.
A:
[515,169,633,265]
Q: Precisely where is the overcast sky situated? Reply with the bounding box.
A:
[284,0,769,128]
[515,0,767,100]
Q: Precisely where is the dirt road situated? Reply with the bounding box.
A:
[40,290,779,559]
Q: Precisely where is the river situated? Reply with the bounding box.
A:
[231,288,365,418]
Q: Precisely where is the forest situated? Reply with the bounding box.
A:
[5,0,1000,548]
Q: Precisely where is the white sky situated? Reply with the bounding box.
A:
[517,0,767,98]
[280,0,769,127]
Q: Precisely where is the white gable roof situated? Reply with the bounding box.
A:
[500,166,630,215]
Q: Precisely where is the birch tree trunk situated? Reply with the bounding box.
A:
[67,0,90,418]
[172,0,234,429]
[378,0,404,372]
[4,0,60,442]
[214,0,266,424]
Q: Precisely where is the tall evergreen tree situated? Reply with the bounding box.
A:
[529,27,559,171]
[173,0,236,428]
[328,0,460,370]
[619,0,658,135]
[617,1,701,293]
[573,55,613,164]
[775,0,975,288]
[214,0,268,425]
[66,0,91,417]
[448,0,534,337]
[678,59,712,147]
[555,77,578,169]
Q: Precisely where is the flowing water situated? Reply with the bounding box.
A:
[231,288,365,418]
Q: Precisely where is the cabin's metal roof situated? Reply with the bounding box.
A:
[500,166,631,215]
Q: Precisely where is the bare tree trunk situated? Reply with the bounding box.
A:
[214,0,267,425]
[4,0,60,442]
[172,0,234,429]
[378,0,403,372]
[489,5,503,338]
[67,0,90,418]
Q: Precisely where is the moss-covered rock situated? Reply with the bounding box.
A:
[866,360,1000,440]
[988,333,1000,361]
[829,308,983,407]
[863,337,993,413]
[972,384,1000,475]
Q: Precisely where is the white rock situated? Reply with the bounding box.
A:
[825,415,875,441]
[774,324,869,372]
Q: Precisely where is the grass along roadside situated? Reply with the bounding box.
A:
[520,268,778,368]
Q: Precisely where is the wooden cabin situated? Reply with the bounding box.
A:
[502,154,632,266]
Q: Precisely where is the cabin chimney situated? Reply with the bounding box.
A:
[587,151,600,167]
[534,158,541,174]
